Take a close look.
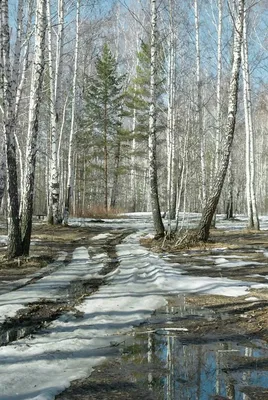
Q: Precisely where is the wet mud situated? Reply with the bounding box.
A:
[56,296,268,400]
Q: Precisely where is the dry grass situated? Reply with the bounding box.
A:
[141,227,268,254]
[74,206,124,219]
[141,229,202,252]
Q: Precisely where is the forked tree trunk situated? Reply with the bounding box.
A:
[149,0,165,237]
[197,0,244,241]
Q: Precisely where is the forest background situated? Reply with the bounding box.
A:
[0,0,268,257]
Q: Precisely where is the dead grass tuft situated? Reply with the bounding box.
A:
[141,229,203,252]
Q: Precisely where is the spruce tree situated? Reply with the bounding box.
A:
[81,43,125,212]
[125,40,165,141]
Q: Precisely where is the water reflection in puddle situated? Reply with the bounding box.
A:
[122,302,268,400]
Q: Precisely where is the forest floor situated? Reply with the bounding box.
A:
[1,218,268,399]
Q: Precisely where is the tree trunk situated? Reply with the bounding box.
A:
[47,0,63,225]
[21,0,46,255]
[0,142,6,210]
[1,0,22,258]
[64,0,80,225]
[110,139,121,209]
[241,7,259,230]
[225,157,234,219]
[166,5,176,231]
[104,102,108,213]
[149,0,165,237]
[211,0,223,228]
[197,0,244,241]
[194,0,206,206]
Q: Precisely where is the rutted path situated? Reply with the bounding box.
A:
[0,228,133,347]
[2,215,268,399]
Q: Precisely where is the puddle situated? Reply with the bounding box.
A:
[118,300,268,400]
[0,300,64,346]
[122,333,268,399]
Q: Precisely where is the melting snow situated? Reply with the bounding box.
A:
[1,214,268,399]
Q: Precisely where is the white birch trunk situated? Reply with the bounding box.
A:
[47,1,58,224]
[64,0,80,224]
[211,0,223,227]
[20,0,46,254]
[1,0,23,257]
[175,107,190,231]
[14,3,33,201]
[241,8,259,230]
[198,0,245,241]
[215,0,222,174]
[149,0,165,236]
[194,0,206,205]
[54,0,64,116]
[166,3,176,232]
[0,147,6,209]
[47,0,64,224]
[12,0,24,201]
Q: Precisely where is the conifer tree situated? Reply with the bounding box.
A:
[125,39,165,213]
[125,40,165,141]
[82,43,125,212]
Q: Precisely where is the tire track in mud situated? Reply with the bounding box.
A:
[0,228,134,347]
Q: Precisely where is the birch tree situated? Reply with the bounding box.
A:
[197,0,244,241]
[241,4,259,230]
[47,0,64,224]
[149,0,165,237]
[194,0,206,205]
[64,0,80,224]
[211,0,223,226]
[21,0,47,254]
[166,0,176,231]
[1,0,23,257]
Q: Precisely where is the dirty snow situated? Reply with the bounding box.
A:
[1,214,268,399]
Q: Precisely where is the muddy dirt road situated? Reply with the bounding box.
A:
[1,218,268,399]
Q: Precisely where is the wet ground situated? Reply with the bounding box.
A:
[56,227,268,400]
[2,222,268,399]
[56,296,268,400]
